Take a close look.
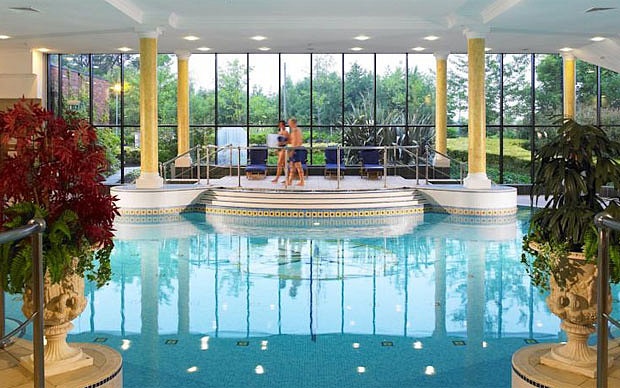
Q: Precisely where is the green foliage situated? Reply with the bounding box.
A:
[96,128,120,176]
[522,118,620,289]
[0,101,117,294]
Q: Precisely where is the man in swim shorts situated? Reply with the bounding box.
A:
[286,117,305,186]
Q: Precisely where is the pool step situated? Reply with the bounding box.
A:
[197,188,426,211]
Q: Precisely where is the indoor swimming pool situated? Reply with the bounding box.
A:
[5,208,620,387]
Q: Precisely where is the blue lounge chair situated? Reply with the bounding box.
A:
[324,147,345,179]
[359,148,383,179]
[245,147,268,179]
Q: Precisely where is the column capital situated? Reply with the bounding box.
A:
[434,52,450,60]
[136,27,162,39]
[561,52,575,61]
[463,27,488,40]
[175,51,191,60]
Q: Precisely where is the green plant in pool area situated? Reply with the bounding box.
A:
[0,101,118,294]
[521,118,620,290]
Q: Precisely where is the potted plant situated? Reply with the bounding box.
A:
[0,100,118,375]
[521,117,620,377]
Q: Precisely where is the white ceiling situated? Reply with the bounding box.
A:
[1,0,620,69]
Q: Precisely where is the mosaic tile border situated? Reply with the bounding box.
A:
[118,203,517,221]
[203,206,424,218]
[425,204,517,217]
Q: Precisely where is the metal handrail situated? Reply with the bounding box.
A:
[160,145,203,183]
[425,145,467,184]
[0,219,46,387]
[595,211,620,388]
[161,143,425,187]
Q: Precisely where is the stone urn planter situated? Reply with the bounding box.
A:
[539,251,613,378]
[20,262,93,376]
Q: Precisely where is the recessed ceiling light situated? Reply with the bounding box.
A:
[412,46,425,51]
[350,47,364,51]
[485,47,492,52]
[37,48,51,53]
[559,47,573,52]
[423,35,439,41]
[0,35,10,40]
[251,35,267,41]
[258,47,271,51]
[197,47,211,51]
[354,35,370,41]
[590,36,606,42]
[117,47,132,52]
[184,35,199,41]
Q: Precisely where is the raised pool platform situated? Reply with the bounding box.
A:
[111,176,517,219]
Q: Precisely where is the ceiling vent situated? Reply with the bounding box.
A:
[585,7,616,13]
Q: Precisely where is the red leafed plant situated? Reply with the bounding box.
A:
[0,100,118,293]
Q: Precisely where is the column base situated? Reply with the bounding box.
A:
[463,172,492,189]
[135,172,164,189]
[433,154,450,168]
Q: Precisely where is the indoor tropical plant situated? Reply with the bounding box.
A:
[0,100,118,374]
[521,117,620,377]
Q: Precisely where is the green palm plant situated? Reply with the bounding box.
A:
[522,118,620,289]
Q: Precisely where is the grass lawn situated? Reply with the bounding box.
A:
[447,137,532,183]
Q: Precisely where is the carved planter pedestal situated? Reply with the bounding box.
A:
[19,266,93,376]
[539,252,612,378]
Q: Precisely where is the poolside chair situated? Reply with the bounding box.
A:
[245,147,268,179]
[359,148,383,179]
[324,147,345,179]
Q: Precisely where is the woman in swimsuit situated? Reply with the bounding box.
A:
[272,120,289,183]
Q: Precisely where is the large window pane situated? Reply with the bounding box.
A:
[124,126,141,167]
[486,54,501,125]
[344,54,374,125]
[281,54,310,125]
[48,55,60,114]
[600,68,620,126]
[576,61,597,124]
[158,126,177,164]
[312,54,342,126]
[407,54,436,151]
[217,54,247,125]
[61,54,90,119]
[190,54,215,126]
[407,54,435,125]
[92,54,121,125]
[503,54,532,125]
[123,54,140,126]
[447,54,468,126]
[158,54,178,125]
[312,54,343,154]
[534,54,562,125]
[249,54,278,125]
[376,54,405,125]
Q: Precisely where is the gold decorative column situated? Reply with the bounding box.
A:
[135,30,164,189]
[434,52,450,167]
[175,51,191,168]
[562,53,576,119]
[463,32,491,189]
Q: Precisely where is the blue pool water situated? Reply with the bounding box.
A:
[5,209,620,387]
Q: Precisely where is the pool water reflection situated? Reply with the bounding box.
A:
[11,209,620,387]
